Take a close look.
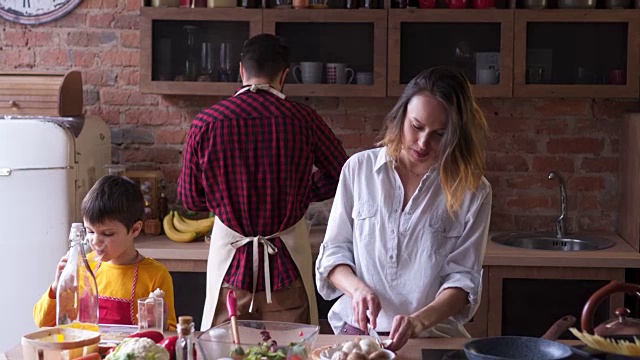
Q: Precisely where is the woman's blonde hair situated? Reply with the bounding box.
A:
[377,66,488,215]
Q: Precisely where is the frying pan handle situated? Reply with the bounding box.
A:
[542,315,576,340]
[227,290,238,318]
[581,281,640,334]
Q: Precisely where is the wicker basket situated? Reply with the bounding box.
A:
[22,327,100,360]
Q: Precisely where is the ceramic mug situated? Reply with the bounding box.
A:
[356,71,373,85]
[325,63,354,84]
[476,67,500,85]
[293,61,323,84]
[609,69,625,85]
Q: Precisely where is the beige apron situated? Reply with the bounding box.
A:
[200,218,319,330]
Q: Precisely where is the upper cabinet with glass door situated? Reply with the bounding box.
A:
[388,5,514,97]
[263,9,387,97]
[140,7,262,96]
[513,9,640,98]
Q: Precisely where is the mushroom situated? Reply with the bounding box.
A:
[346,351,369,360]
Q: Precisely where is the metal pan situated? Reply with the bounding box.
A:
[462,315,577,360]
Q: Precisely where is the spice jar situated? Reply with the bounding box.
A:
[293,0,309,8]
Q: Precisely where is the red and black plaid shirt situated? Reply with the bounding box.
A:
[177,87,347,292]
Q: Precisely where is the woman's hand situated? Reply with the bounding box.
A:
[351,285,381,332]
[387,315,422,351]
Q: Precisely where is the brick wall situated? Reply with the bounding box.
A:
[2,4,638,233]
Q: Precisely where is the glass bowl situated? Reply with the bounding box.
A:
[197,320,319,360]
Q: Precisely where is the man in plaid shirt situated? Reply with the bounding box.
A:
[178,34,348,329]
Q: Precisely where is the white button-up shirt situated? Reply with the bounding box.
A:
[315,147,492,337]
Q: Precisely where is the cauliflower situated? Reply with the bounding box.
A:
[149,288,165,298]
[106,337,170,360]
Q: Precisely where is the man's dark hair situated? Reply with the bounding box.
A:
[241,34,291,81]
[81,175,145,231]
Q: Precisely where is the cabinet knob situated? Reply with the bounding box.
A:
[9,100,19,109]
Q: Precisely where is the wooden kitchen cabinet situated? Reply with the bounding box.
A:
[140,7,262,96]
[387,9,514,98]
[487,266,625,338]
[513,10,640,98]
[263,9,387,97]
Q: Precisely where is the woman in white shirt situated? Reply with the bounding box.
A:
[315,66,492,351]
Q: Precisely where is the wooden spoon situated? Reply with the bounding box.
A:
[226,290,245,360]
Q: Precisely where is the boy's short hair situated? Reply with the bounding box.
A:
[81,175,145,231]
[240,34,291,82]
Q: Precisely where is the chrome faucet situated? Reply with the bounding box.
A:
[548,171,567,238]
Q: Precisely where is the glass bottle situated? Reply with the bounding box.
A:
[183,26,200,82]
[56,223,99,325]
[176,316,196,360]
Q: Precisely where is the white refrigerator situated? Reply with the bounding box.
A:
[0,115,111,352]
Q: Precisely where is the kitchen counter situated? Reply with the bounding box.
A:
[135,228,640,272]
[3,334,583,360]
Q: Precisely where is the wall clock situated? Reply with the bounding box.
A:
[0,0,84,25]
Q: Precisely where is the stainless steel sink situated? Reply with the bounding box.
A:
[491,232,615,251]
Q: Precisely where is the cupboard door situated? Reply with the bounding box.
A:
[487,266,625,337]
[513,10,640,98]
[388,9,514,98]
[140,8,262,96]
[263,9,387,97]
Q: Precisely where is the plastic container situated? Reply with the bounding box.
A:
[197,320,319,360]
[22,327,100,360]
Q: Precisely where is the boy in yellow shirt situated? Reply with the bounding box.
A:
[34,175,177,330]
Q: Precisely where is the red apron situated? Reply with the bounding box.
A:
[94,261,139,325]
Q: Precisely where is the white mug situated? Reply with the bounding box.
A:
[325,63,354,84]
[356,71,373,85]
[476,68,500,85]
[293,62,323,84]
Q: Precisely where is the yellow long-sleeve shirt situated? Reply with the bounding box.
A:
[34,252,177,330]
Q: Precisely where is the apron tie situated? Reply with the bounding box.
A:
[229,234,280,312]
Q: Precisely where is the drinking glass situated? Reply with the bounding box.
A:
[200,42,216,81]
[138,297,164,332]
[219,42,232,82]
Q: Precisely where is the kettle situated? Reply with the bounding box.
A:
[581,281,640,337]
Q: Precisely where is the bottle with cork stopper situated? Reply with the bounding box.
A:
[176,316,196,360]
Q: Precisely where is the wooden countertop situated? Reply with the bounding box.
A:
[3,334,583,360]
[135,227,640,272]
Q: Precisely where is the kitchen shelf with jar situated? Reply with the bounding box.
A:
[262,9,387,97]
[139,7,262,95]
[387,9,514,97]
[513,9,640,98]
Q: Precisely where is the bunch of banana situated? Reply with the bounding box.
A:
[162,211,215,243]
[172,211,215,236]
[163,211,197,243]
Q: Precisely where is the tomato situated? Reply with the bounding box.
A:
[128,330,165,343]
